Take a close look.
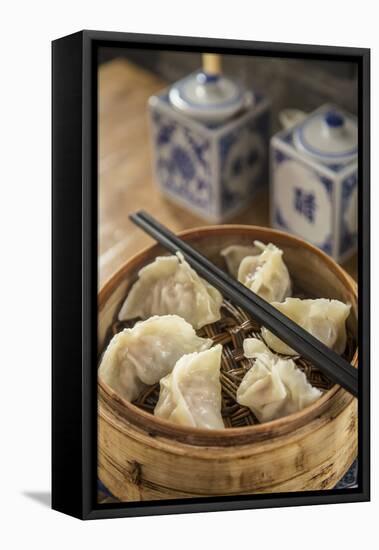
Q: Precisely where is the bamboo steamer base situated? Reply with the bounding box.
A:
[97,225,358,502]
[98,387,357,500]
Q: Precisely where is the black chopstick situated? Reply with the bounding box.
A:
[130,210,358,398]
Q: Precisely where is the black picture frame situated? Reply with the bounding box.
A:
[52,30,370,520]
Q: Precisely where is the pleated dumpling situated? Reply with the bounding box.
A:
[261,298,351,356]
[221,245,257,278]
[154,345,224,429]
[118,252,223,329]
[222,241,291,303]
[237,338,322,423]
[98,315,212,402]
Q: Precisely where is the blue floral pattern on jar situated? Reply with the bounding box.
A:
[340,173,358,256]
[219,109,269,213]
[151,113,213,211]
[149,90,270,220]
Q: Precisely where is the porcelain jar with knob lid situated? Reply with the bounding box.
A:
[271,104,358,262]
[148,70,270,222]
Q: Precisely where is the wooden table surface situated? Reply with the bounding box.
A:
[98,58,357,286]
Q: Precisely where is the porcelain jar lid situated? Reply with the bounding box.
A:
[293,108,357,165]
[169,71,250,123]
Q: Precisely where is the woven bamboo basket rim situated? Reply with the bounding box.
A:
[98,225,358,447]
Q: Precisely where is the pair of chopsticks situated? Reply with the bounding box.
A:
[129,210,358,398]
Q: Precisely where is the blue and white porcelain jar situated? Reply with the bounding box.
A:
[149,71,270,222]
[271,104,358,262]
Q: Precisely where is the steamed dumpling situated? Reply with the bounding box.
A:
[98,315,212,402]
[118,252,223,329]
[237,338,322,422]
[154,345,224,429]
[221,245,257,278]
[261,298,351,356]
[222,241,291,303]
[238,241,291,302]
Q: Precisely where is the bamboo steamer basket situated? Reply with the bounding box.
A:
[98,225,358,502]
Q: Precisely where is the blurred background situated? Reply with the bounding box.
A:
[98,47,358,286]
[99,48,358,119]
